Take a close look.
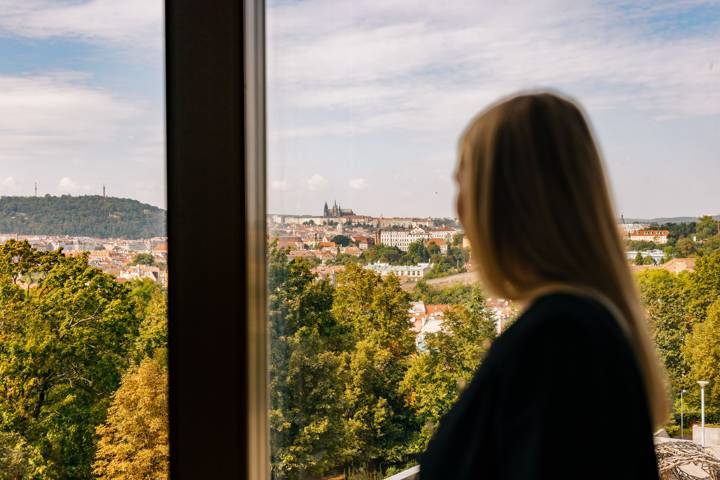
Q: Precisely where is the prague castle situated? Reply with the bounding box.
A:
[323,201,355,218]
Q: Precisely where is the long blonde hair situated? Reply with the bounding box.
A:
[456,91,669,427]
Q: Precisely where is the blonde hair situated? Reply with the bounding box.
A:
[457,91,669,427]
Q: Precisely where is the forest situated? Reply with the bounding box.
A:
[0,240,167,479]
[0,196,166,239]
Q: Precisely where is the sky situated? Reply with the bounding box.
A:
[267,0,720,219]
[0,2,717,217]
[0,0,164,208]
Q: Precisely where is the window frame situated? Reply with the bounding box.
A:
[166,0,268,478]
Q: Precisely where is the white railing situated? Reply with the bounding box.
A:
[385,465,420,480]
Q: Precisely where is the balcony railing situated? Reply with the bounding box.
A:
[385,465,419,480]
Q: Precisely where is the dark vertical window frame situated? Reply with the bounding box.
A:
[244,0,270,477]
[166,0,268,478]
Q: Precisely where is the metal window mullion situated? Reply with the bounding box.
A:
[244,0,269,478]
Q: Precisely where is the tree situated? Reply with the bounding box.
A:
[332,264,416,469]
[0,196,165,239]
[637,270,691,391]
[133,287,167,362]
[685,252,720,323]
[331,235,353,247]
[676,237,696,257]
[360,245,403,265]
[131,253,155,266]
[404,241,430,265]
[0,432,47,480]
[643,255,656,265]
[0,240,140,478]
[269,249,351,478]
[682,300,720,421]
[400,286,496,451]
[696,215,719,241]
[700,233,720,256]
[93,352,169,479]
[634,252,644,265]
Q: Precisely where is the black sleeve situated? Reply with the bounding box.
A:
[494,315,658,480]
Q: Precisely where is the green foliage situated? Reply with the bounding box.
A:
[696,216,720,241]
[685,253,720,322]
[400,286,496,451]
[0,432,47,479]
[700,233,720,257]
[404,241,430,264]
[0,195,165,238]
[682,300,720,421]
[269,251,351,478]
[331,235,353,247]
[412,281,475,305]
[0,240,140,478]
[130,252,155,266]
[637,270,690,391]
[627,240,659,251]
[637,253,720,429]
[634,251,644,265]
[675,237,696,257]
[333,265,417,468]
[360,245,404,265]
[329,253,362,266]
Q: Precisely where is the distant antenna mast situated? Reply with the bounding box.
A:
[103,184,106,198]
[34,182,37,197]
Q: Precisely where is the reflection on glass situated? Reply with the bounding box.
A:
[267,1,720,478]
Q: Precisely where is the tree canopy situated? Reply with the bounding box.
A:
[0,195,165,238]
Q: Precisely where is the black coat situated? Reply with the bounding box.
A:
[420,292,659,479]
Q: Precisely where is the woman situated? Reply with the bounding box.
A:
[420,92,667,479]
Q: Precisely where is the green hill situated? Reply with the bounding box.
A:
[0,196,166,239]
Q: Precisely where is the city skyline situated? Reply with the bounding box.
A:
[1,1,718,217]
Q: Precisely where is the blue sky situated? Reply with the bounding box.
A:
[267,0,720,218]
[0,0,164,207]
[0,1,717,217]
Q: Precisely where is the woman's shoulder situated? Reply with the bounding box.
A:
[493,291,630,359]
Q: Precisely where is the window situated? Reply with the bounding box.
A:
[262,1,720,478]
[0,2,167,478]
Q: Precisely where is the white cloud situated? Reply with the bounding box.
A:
[0,0,163,49]
[349,178,368,190]
[306,174,329,191]
[271,179,291,191]
[1,177,16,188]
[267,0,720,141]
[58,177,76,189]
[58,176,96,195]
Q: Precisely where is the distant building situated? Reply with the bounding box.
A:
[377,217,433,229]
[628,229,669,244]
[323,201,355,218]
[426,238,448,254]
[377,228,432,251]
[364,262,430,279]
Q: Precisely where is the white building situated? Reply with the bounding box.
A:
[379,228,437,251]
[628,229,669,244]
[364,262,431,279]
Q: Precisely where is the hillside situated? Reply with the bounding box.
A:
[623,215,720,224]
[0,196,165,239]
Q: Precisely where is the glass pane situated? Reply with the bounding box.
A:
[0,2,167,478]
[266,1,720,477]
